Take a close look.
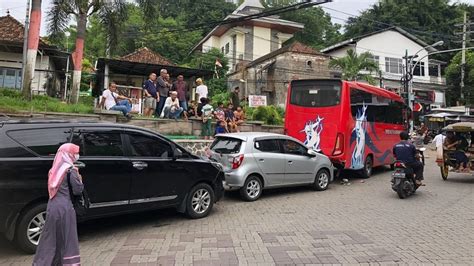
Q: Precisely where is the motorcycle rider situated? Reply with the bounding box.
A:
[393,131,424,186]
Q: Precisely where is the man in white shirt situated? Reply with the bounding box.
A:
[432,130,446,149]
[195,78,208,103]
[161,91,184,119]
[99,82,133,118]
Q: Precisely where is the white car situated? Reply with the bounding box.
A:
[209,132,334,201]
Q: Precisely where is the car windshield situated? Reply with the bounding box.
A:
[210,137,242,154]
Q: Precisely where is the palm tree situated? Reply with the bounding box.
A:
[329,49,379,84]
[48,0,127,104]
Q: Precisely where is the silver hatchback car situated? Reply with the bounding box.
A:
[209,132,334,201]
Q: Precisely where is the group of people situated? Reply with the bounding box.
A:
[200,99,246,139]
[100,71,247,137]
[142,69,204,120]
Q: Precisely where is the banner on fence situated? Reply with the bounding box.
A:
[248,95,267,107]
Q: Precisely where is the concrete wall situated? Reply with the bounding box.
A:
[253,26,272,59]
[233,51,331,107]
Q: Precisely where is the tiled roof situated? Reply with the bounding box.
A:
[0,15,26,43]
[120,47,175,66]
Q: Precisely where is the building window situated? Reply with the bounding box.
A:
[0,68,21,89]
[367,55,379,69]
[385,57,403,74]
[412,61,425,76]
[225,43,230,54]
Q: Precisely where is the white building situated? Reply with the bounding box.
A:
[0,14,71,96]
[322,27,447,107]
[191,0,304,72]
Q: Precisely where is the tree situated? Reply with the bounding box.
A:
[329,49,379,83]
[188,48,229,95]
[445,50,474,106]
[48,0,127,103]
[22,0,42,99]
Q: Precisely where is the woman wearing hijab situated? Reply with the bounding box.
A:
[33,143,83,266]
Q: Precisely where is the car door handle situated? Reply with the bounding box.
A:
[74,161,86,169]
[258,159,265,162]
[132,161,148,170]
[288,161,293,165]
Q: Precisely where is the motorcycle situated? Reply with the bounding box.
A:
[391,147,425,199]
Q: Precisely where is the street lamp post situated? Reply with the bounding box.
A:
[404,41,444,133]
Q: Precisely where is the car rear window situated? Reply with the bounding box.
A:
[7,127,72,156]
[210,137,242,154]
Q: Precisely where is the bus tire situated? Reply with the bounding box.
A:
[361,156,373,178]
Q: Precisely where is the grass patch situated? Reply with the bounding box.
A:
[0,88,93,114]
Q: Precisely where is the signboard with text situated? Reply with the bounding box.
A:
[248,95,267,107]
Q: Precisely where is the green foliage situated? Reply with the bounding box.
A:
[251,106,284,125]
[0,89,93,114]
[210,91,230,107]
[207,78,228,96]
[445,50,474,106]
[189,48,229,74]
[329,49,379,83]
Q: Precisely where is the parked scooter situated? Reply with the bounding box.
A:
[391,147,425,199]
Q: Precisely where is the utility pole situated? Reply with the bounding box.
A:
[455,11,473,103]
[460,11,467,100]
[21,0,31,98]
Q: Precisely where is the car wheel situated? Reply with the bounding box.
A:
[361,156,373,178]
[15,203,47,254]
[240,175,262,201]
[313,169,330,191]
[186,183,215,219]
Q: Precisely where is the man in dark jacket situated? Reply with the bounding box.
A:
[393,131,424,185]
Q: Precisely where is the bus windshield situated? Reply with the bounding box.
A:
[290,80,341,107]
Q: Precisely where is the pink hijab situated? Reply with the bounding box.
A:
[48,143,80,199]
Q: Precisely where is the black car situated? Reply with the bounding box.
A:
[0,120,224,253]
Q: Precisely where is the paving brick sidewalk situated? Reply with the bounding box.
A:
[1,154,472,265]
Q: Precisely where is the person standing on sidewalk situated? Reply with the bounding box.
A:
[195,78,208,103]
[156,69,170,117]
[33,143,83,266]
[201,98,214,140]
[143,73,158,117]
[172,74,189,112]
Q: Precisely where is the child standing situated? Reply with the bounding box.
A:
[215,120,228,135]
[201,98,214,140]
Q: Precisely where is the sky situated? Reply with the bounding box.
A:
[1,0,473,36]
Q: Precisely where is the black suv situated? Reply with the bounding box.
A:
[0,120,224,253]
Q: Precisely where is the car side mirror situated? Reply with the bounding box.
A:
[307,149,318,157]
[74,161,86,169]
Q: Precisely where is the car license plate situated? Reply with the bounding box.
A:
[392,172,406,178]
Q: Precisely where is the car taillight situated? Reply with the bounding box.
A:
[395,162,405,168]
[229,154,244,169]
[332,133,344,156]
